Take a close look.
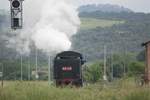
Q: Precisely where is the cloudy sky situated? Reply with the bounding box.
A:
[0,0,150,13]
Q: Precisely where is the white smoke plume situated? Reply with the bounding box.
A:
[7,0,80,55]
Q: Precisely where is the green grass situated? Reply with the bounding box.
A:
[0,79,149,100]
[80,18,124,29]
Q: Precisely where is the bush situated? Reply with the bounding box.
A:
[83,62,103,83]
[128,61,145,76]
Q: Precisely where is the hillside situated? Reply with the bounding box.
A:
[80,18,124,29]
[72,5,150,61]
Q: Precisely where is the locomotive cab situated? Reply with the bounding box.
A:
[53,51,85,87]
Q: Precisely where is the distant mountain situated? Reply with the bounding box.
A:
[78,4,133,13]
[72,10,150,61]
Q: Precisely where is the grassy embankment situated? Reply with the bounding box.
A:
[0,79,149,100]
[80,18,124,29]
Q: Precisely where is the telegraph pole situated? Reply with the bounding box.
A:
[28,55,31,81]
[123,47,126,77]
[119,32,126,77]
[35,48,39,79]
[111,50,114,80]
[21,55,23,81]
[2,64,3,87]
[48,55,51,84]
[103,45,107,81]
[0,63,4,87]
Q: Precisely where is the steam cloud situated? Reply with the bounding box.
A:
[8,0,80,55]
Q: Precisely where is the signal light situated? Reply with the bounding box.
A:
[12,0,20,8]
[13,18,19,27]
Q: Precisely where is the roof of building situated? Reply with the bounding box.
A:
[142,41,150,46]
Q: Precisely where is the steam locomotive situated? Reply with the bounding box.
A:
[53,51,85,87]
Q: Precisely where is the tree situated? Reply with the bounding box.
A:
[128,61,145,76]
[136,50,145,62]
[83,61,103,83]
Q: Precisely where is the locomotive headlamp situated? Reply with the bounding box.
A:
[12,0,20,8]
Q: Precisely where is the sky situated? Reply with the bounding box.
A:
[0,0,150,13]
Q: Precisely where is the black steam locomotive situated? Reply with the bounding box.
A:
[53,51,85,87]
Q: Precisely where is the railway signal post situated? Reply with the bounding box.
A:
[9,0,24,29]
